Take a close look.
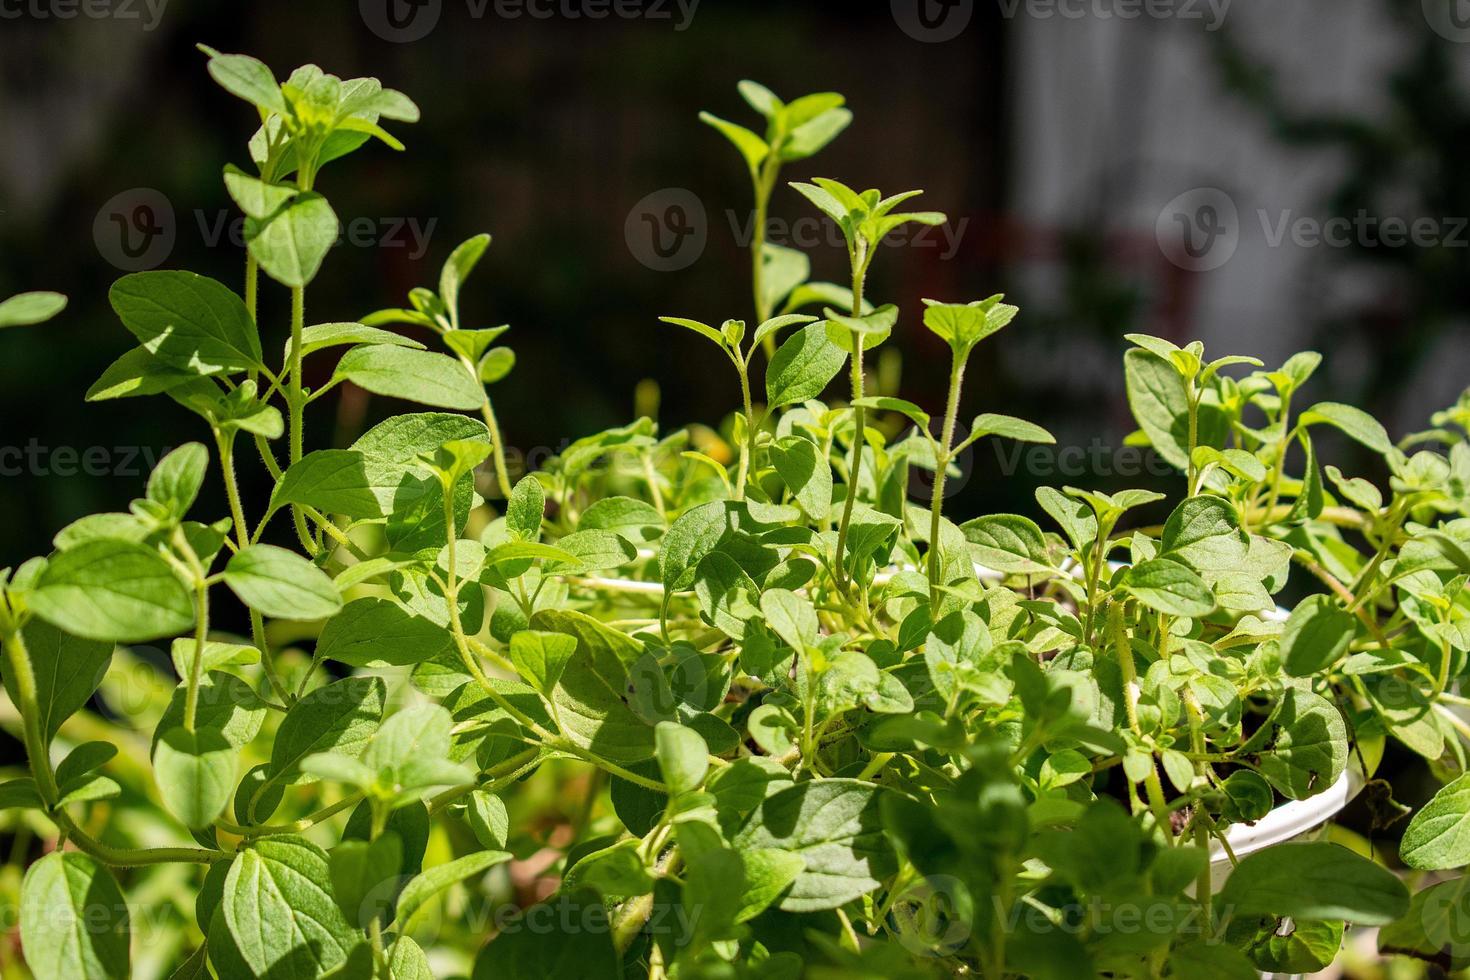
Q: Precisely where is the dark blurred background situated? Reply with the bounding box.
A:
[2,0,1468,566]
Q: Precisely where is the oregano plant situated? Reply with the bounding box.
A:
[2,50,1469,980]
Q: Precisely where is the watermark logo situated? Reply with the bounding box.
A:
[1156,187,1239,272]
[1424,0,1470,42]
[625,188,707,272]
[94,188,176,272]
[93,188,438,271]
[888,875,974,957]
[891,0,974,42]
[360,0,443,42]
[0,0,170,30]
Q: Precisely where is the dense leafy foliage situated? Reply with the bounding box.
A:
[2,47,1469,980]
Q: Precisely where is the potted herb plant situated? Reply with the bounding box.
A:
[1,46,1468,980]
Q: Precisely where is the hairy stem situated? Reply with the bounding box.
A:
[832,248,870,592]
[927,356,966,608]
[287,285,315,555]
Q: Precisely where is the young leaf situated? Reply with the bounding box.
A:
[440,233,491,329]
[961,514,1050,575]
[660,501,730,591]
[225,544,343,621]
[28,540,194,643]
[769,435,833,520]
[506,475,545,541]
[509,630,578,697]
[334,345,483,411]
[1301,402,1392,454]
[21,852,130,980]
[699,112,769,176]
[0,291,66,328]
[1280,594,1355,677]
[245,192,339,287]
[199,45,287,115]
[759,588,818,651]
[766,322,847,407]
[147,443,209,519]
[655,721,709,795]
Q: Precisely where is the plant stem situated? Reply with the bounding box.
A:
[927,357,966,608]
[440,489,666,794]
[3,629,58,805]
[183,581,209,732]
[287,285,315,555]
[470,362,514,499]
[1108,600,1171,840]
[734,360,756,501]
[751,152,781,358]
[832,247,870,592]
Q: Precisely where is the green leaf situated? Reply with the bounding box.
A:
[1257,686,1347,800]
[3,620,112,742]
[1301,402,1392,454]
[505,474,545,541]
[782,106,852,161]
[760,588,818,651]
[269,676,386,784]
[660,501,730,591]
[315,597,451,668]
[824,304,898,354]
[440,233,491,329]
[270,450,381,519]
[466,791,510,850]
[732,779,895,911]
[155,671,266,752]
[968,413,1055,445]
[28,540,193,643]
[85,347,203,401]
[153,726,236,829]
[961,514,1050,575]
[418,436,491,489]
[1219,842,1407,924]
[470,890,618,980]
[109,271,263,374]
[1124,558,1216,618]
[222,837,362,977]
[563,839,654,900]
[766,322,847,407]
[395,850,512,928]
[1036,485,1098,554]
[225,544,342,621]
[1400,774,1470,870]
[736,849,806,922]
[655,721,709,795]
[222,164,299,220]
[330,833,402,928]
[334,345,482,410]
[1125,348,1225,470]
[21,852,129,980]
[509,630,578,697]
[0,291,66,328]
[922,296,1018,357]
[699,111,769,175]
[148,442,209,519]
[200,45,287,115]
[293,321,424,359]
[770,436,832,520]
[545,630,657,765]
[659,315,728,350]
[1281,594,1355,677]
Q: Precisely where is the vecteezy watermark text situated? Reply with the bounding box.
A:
[359,0,698,43]
[890,0,1229,43]
[0,442,168,478]
[1156,187,1470,272]
[0,0,168,30]
[94,187,437,272]
[624,187,969,272]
